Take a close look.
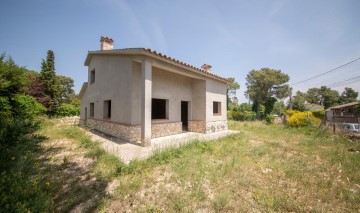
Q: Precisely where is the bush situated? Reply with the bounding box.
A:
[54,104,80,117]
[287,112,321,127]
[283,110,300,117]
[13,95,46,119]
[311,110,325,119]
[265,115,274,125]
[1,95,44,147]
[227,111,233,120]
[230,111,256,121]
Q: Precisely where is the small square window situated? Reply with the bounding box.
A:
[90,103,94,117]
[90,69,95,84]
[104,100,111,119]
[152,98,168,119]
[213,101,221,115]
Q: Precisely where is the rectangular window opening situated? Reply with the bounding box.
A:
[90,69,95,84]
[213,101,221,115]
[90,103,94,117]
[104,100,111,119]
[152,98,168,119]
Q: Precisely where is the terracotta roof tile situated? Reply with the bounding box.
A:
[141,48,229,82]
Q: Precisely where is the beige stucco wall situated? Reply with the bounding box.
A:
[80,55,133,124]
[81,53,228,136]
[206,79,227,121]
[152,67,193,122]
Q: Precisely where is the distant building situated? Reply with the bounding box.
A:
[326,102,359,123]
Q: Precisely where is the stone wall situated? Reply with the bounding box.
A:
[151,122,182,138]
[206,120,228,133]
[85,119,141,142]
[188,120,206,133]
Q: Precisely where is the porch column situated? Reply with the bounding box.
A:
[141,59,152,146]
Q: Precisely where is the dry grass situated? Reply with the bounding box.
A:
[7,119,360,212]
[100,121,360,212]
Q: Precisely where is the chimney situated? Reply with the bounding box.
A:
[100,36,114,50]
[201,64,212,73]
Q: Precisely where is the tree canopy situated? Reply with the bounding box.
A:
[339,87,358,104]
[226,77,240,109]
[245,68,290,116]
[245,68,290,103]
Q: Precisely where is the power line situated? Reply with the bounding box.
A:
[291,57,360,86]
[328,75,360,87]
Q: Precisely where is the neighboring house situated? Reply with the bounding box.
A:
[326,102,359,123]
[79,36,229,146]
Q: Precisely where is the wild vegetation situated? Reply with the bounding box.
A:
[1,119,359,212]
[0,53,80,211]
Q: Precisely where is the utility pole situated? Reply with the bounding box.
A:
[289,87,293,110]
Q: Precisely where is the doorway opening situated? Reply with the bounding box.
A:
[181,101,189,131]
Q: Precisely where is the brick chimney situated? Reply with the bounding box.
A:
[201,64,212,73]
[100,36,114,50]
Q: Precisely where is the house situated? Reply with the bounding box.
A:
[326,102,359,123]
[79,36,229,146]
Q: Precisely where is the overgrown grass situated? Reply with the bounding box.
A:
[101,120,360,212]
[2,119,360,212]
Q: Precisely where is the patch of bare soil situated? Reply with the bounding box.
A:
[39,126,108,212]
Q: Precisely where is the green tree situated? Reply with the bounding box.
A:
[320,86,339,109]
[57,75,75,104]
[273,101,286,115]
[306,86,340,109]
[245,68,290,116]
[292,91,308,111]
[226,77,240,109]
[0,54,43,146]
[339,87,358,104]
[306,87,321,104]
[0,54,28,98]
[40,50,59,110]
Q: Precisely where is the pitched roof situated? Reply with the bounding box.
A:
[330,102,359,110]
[84,48,230,83]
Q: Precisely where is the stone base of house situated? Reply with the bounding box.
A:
[206,120,228,133]
[83,119,141,142]
[81,119,228,143]
[188,120,228,133]
[81,119,183,142]
[152,122,182,138]
[188,120,206,133]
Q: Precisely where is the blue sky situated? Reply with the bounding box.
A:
[1,0,360,103]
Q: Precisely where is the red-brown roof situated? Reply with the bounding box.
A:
[84,48,230,83]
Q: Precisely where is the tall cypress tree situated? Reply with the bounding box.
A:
[40,50,58,111]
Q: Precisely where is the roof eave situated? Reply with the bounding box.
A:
[84,49,230,83]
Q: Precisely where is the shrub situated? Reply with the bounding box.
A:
[311,110,325,119]
[283,110,300,117]
[54,104,80,117]
[230,111,256,121]
[227,111,233,120]
[13,95,46,119]
[287,112,321,127]
[265,115,275,125]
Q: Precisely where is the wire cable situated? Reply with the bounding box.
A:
[291,57,360,86]
[328,75,360,87]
